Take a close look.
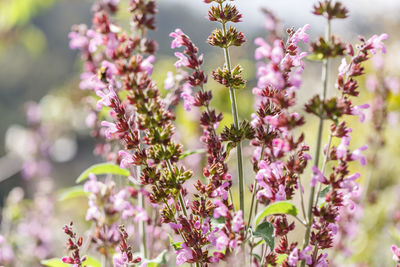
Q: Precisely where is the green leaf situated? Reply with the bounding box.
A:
[83,256,101,267]
[41,256,100,267]
[169,235,184,251]
[253,222,275,250]
[142,249,168,267]
[251,253,262,262]
[306,53,324,61]
[255,201,298,226]
[57,186,88,201]
[317,186,331,206]
[76,163,130,183]
[41,258,69,267]
[179,149,206,159]
[277,254,288,264]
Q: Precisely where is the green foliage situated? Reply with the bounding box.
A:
[255,201,298,226]
[142,250,168,267]
[41,256,100,267]
[76,163,130,183]
[179,149,206,159]
[57,186,87,202]
[253,221,275,250]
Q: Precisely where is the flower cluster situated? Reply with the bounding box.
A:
[250,19,311,266]
[61,222,86,267]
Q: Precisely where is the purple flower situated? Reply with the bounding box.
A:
[118,150,135,169]
[211,181,230,200]
[68,31,88,50]
[350,145,368,166]
[367,33,388,54]
[336,136,350,159]
[254,37,271,60]
[101,121,118,139]
[385,76,400,94]
[170,28,185,49]
[164,71,175,90]
[180,82,195,111]
[169,222,183,230]
[141,55,155,75]
[288,248,299,266]
[311,166,327,187]
[275,184,286,201]
[87,29,103,53]
[83,173,101,194]
[232,210,244,233]
[351,103,370,122]
[175,243,193,265]
[113,249,129,267]
[340,173,361,192]
[96,85,118,109]
[290,24,310,45]
[392,245,400,262]
[174,52,190,68]
[213,199,229,218]
[299,246,312,265]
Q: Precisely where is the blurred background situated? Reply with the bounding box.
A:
[1,0,400,266]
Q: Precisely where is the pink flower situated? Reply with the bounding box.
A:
[232,210,244,233]
[101,121,118,139]
[340,173,361,192]
[254,37,271,60]
[211,181,230,200]
[336,136,350,159]
[170,28,185,49]
[87,29,103,53]
[272,138,290,157]
[288,248,299,266]
[367,33,388,54]
[350,145,368,166]
[299,246,312,265]
[180,82,195,111]
[385,76,399,94]
[164,71,175,90]
[275,184,286,201]
[68,31,88,50]
[96,85,117,109]
[290,24,310,45]
[83,173,101,194]
[271,40,284,64]
[257,63,285,90]
[141,55,155,75]
[118,150,135,169]
[351,103,370,122]
[338,58,349,77]
[176,243,193,265]
[213,199,229,218]
[169,222,183,230]
[311,166,327,187]
[392,245,400,262]
[174,52,190,68]
[113,249,129,267]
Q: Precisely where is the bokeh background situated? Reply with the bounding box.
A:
[1,0,400,266]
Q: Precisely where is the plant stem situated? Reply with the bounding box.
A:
[137,131,148,259]
[138,187,148,258]
[221,19,245,213]
[301,18,331,261]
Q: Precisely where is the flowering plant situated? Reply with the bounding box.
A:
[2,0,400,266]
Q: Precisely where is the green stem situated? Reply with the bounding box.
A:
[137,131,148,259]
[138,188,148,258]
[221,19,245,213]
[246,144,266,234]
[301,18,331,261]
